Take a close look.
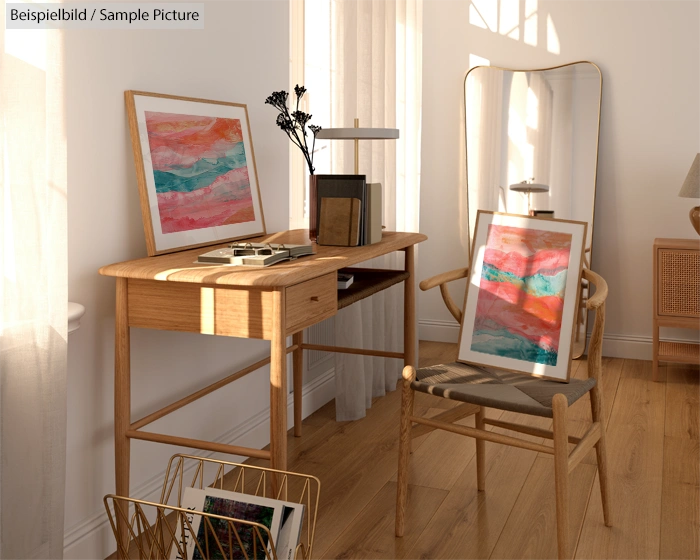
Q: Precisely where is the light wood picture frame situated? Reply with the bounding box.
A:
[125,91,266,256]
[458,211,587,382]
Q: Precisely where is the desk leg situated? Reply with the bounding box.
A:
[404,245,416,369]
[292,331,303,437]
[270,288,288,489]
[114,278,131,552]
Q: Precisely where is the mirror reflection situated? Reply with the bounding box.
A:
[464,61,602,357]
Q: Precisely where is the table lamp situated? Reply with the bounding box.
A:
[678,153,700,235]
[509,178,550,215]
[316,118,399,174]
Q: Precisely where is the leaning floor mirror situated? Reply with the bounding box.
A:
[464,61,602,358]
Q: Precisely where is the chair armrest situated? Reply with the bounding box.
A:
[582,268,608,309]
[582,268,608,384]
[419,267,470,292]
[419,267,470,323]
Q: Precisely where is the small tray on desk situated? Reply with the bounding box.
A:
[337,268,410,310]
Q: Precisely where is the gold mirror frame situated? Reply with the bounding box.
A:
[463,61,602,359]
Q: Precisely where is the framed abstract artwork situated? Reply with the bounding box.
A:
[125,91,266,256]
[458,211,587,381]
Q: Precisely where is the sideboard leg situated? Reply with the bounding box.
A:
[652,318,660,382]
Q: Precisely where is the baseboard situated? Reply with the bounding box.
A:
[599,333,650,359]
[418,319,460,343]
[600,332,699,360]
[63,368,336,559]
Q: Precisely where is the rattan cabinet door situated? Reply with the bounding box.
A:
[657,248,700,318]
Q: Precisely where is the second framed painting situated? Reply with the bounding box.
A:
[125,91,266,256]
[458,211,587,382]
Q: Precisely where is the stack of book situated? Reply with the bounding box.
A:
[172,486,305,560]
[315,175,382,246]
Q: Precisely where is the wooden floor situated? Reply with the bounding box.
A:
[261,341,699,560]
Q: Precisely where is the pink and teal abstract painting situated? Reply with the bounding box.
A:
[471,225,573,366]
[145,111,255,234]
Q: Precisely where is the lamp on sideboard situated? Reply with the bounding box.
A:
[678,153,700,235]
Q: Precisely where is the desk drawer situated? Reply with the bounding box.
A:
[286,273,337,334]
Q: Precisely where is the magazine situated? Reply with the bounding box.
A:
[337,272,354,289]
[171,486,304,560]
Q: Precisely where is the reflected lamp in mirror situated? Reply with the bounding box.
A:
[678,153,700,235]
[509,179,550,215]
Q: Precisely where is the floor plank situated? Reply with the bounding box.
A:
[321,481,448,559]
[575,359,666,560]
[389,413,478,491]
[490,457,597,560]
[405,433,539,559]
[659,436,699,559]
[664,363,699,440]
[419,340,458,367]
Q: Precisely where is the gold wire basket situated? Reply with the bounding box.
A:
[104,454,321,560]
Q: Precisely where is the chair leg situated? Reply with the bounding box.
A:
[395,366,415,537]
[552,394,570,560]
[475,406,486,491]
[590,385,612,527]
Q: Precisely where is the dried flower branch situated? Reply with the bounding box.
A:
[265,85,321,175]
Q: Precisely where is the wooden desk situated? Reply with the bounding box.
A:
[99,229,426,500]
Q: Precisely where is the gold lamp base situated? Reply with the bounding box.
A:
[691,206,700,236]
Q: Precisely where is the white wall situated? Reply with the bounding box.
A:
[64,2,332,557]
[419,0,700,358]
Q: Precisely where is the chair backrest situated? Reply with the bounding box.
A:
[581,268,609,383]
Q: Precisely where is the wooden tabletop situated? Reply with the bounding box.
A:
[99,230,427,288]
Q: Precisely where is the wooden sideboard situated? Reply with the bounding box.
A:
[652,237,700,381]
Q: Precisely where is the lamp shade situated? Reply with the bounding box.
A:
[316,127,399,140]
[678,153,700,199]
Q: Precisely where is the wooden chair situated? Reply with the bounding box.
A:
[395,266,612,559]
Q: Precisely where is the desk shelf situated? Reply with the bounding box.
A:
[337,268,410,310]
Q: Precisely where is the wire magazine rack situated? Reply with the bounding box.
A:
[104,454,321,560]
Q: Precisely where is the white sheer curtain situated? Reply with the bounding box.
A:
[0,23,68,559]
[325,0,423,421]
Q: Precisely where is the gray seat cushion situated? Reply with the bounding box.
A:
[412,362,596,418]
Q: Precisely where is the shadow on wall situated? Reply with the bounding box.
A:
[469,0,561,56]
